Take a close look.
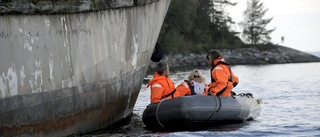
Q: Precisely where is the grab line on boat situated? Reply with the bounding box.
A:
[156,98,168,127]
[207,96,222,120]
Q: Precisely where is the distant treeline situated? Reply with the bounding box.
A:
[158,0,275,54]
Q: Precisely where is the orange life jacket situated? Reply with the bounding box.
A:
[174,80,195,97]
[147,72,175,103]
[207,58,239,96]
[174,80,211,97]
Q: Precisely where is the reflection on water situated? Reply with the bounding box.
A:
[96,62,320,136]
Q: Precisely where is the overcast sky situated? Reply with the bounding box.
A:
[225,0,320,52]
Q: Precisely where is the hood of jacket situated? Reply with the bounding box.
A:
[147,72,168,87]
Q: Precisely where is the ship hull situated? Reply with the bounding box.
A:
[0,0,171,136]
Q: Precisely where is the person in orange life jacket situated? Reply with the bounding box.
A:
[206,50,239,96]
[175,69,208,96]
[147,62,175,103]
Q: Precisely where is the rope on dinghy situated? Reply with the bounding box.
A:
[207,96,222,120]
[155,98,168,128]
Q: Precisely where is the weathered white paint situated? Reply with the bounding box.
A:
[0,66,19,97]
[61,80,65,88]
[23,39,33,52]
[19,28,23,33]
[30,60,43,93]
[60,16,64,26]
[7,67,18,96]
[132,34,139,67]
[66,44,72,73]
[20,65,25,87]
[45,18,50,28]
[49,54,54,84]
[28,80,33,93]
[68,78,73,88]
[0,75,7,97]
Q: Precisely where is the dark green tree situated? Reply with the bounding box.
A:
[209,0,237,41]
[158,0,240,54]
[240,0,275,45]
[158,0,199,53]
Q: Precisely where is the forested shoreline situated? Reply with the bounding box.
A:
[147,44,320,74]
[157,0,276,54]
[149,0,320,73]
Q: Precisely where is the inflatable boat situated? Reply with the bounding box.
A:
[142,93,262,130]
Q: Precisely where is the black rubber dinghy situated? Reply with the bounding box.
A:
[142,93,262,130]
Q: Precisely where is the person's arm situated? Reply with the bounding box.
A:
[232,72,239,87]
[150,84,164,103]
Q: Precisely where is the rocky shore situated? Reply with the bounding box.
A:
[148,45,320,73]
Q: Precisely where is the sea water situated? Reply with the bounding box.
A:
[95,62,320,137]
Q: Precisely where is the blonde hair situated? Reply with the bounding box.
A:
[188,69,205,83]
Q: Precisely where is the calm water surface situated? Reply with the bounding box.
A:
[96,62,320,137]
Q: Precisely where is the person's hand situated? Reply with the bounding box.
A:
[209,91,217,96]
